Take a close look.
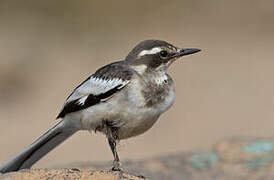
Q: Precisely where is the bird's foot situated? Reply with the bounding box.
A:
[112,160,122,171]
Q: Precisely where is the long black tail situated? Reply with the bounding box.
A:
[0,120,78,173]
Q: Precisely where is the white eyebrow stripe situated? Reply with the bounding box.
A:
[138,47,162,57]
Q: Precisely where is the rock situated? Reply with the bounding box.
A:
[0,137,273,180]
[0,169,145,180]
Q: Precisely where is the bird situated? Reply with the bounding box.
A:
[0,40,200,173]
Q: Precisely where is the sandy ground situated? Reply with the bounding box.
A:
[0,0,274,169]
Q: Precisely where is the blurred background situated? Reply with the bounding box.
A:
[0,0,273,169]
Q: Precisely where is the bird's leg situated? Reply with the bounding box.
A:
[108,135,121,171]
[104,120,121,171]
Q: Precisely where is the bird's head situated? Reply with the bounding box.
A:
[126,40,201,73]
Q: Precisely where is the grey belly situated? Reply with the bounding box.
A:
[117,114,159,139]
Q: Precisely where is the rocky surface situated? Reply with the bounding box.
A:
[0,169,145,180]
[1,137,273,180]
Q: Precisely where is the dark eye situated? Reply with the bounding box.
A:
[160,50,168,58]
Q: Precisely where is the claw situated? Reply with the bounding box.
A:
[112,160,122,171]
[112,166,121,171]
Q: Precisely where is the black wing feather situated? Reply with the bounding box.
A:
[57,84,123,118]
[57,61,133,119]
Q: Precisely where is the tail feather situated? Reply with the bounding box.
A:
[0,120,77,173]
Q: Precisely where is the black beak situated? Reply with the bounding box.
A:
[177,48,201,57]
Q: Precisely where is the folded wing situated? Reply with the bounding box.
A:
[57,62,132,118]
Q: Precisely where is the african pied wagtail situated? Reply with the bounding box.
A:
[0,40,200,173]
